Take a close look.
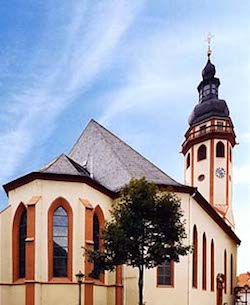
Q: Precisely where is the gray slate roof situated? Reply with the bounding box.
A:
[39,154,89,177]
[65,119,183,192]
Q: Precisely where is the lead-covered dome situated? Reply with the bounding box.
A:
[188,98,230,125]
[188,56,230,126]
[202,59,216,80]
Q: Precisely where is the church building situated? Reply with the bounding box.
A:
[0,51,240,305]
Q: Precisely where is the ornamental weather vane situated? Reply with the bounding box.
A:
[206,32,214,58]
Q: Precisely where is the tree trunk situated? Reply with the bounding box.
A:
[138,265,144,305]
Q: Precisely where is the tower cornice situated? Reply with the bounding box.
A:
[182,117,236,155]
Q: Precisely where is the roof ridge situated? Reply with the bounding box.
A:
[65,155,90,176]
[68,119,95,155]
[93,120,182,186]
[39,154,64,172]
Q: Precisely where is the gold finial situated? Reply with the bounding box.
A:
[206,32,214,58]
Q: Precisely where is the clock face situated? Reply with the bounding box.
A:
[216,167,225,178]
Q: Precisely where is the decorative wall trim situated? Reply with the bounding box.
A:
[84,201,94,305]
[211,240,215,291]
[191,146,194,186]
[3,172,117,199]
[226,142,229,206]
[27,196,41,206]
[79,198,93,210]
[210,138,214,205]
[116,265,123,305]
[25,202,36,305]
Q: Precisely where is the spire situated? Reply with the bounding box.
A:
[206,32,213,59]
[188,42,230,126]
[202,33,216,80]
[202,58,216,80]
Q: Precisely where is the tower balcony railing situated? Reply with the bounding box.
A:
[182,123,235,151]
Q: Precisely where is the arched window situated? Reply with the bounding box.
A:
[93,214,100,252]
[202,233,207,290]
[53,207,68,277]
[211,239,215,291]
[13,203,27,281]
[48,198,73,280]
[92,205,105,282]
[229,147,232,162]
[19,211,27,279]
[186,153,190,169]
[192,225,198,288]
[230,254,233,295]
[197,145,207,161]
[216,141,225,157]
[224,250,227,293]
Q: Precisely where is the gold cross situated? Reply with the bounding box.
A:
[206,32,214,57]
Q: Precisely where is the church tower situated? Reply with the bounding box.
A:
[182,49,236,227]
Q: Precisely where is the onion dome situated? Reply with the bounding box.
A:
[188,55,230,126]
[202,59,216,80]
[188,98,229,125]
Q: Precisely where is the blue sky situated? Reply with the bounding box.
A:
[0,1,249,273]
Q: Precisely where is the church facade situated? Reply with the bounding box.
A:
[0,54,240,305]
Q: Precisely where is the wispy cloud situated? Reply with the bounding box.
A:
[0,0,146,182]
[98,17,250,127]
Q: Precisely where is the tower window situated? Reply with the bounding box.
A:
[216,141,225,158]
[197,145,207,161]
[211,84,217,95]
[229,147,232,162]
[186,153,190,169]
[198,174,205,182]
[203,84,210,96]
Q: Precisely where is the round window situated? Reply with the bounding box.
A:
[198,174,205,182]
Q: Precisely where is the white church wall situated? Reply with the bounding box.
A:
[2,178,116,305]
[0,206,12,283]
[0,178,238,305]
[193,139,211,202]
[190,195,237,305]
[214,139,228,205]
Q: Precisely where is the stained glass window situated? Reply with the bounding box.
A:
[53,207,68,277]
[19,210,27,278]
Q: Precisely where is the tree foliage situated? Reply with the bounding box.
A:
[86,178,191,304]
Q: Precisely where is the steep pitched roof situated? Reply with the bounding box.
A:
[39,154,89,177]
[69,119,182,192]
[2,119,240,245]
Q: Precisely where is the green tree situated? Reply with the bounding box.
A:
[86,178,191,305]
